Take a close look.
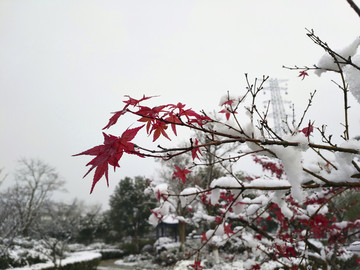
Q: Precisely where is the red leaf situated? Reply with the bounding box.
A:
[74,126,144,193]
[103,106,129,130]
[123,94,155,106]
[165,113,182,136]
[298,71,309,80]
[219,108,232,120]
[300,121,314,137]
[224,222,234,237]
[201,233,208,243]
[121,125,144,142]
[189,260,203,270]
[220,99,234,106]
[150,120,171,142]
[191,138,202,160]
[103,95,155,130]
[215,216,223,224]
[173,165,192,184]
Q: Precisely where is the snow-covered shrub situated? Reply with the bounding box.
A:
[0,237,49,268]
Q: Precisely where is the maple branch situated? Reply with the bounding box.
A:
[346,0,360,17]
[137,136,360,156]
[296,90,316,132]
[331,56,350,140]
[306,28,360,72]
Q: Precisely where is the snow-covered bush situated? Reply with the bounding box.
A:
[0,237,53,269]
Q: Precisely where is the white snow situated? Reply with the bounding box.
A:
[306,204,328,216]
[344,55,360,104]
[10,251,101,270]
[348,241,360,252]
[210,188,221,205]
[270,144,304,202]
[179,187,201,207]
[270,190,293,218]
[162,214,179,224]
[246,204,260,216]
[245,178,290,188]
[325,139,360,183]
[210,176,242,188]
[315,36,360,76]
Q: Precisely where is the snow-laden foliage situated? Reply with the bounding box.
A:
[76,29,360,269]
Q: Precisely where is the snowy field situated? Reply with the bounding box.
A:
[97,258,245,270]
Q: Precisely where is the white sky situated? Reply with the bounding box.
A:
[1,0,360,209]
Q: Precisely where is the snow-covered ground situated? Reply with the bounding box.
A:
[98,258,284,270]
[10,251,101,270]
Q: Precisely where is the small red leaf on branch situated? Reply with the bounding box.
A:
[150,120,171,142]
[189,260,203,270]
[191,138,202,160]
[300,121,314,137]
[164,112,182,136]
[224,222,234,237]
[298,71,309,80]
[103,107,129,130]
[219,108,232,120]
[123,94,154,106]
[200,233,208,243]
[173,165,192,184]
[74,126,144,193]
[103,95,155,130]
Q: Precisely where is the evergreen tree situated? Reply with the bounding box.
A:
[108,176,156,250]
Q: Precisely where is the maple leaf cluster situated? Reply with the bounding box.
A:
[73,127,143,193]
[75,95,210,193]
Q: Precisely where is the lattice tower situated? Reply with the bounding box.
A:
[267,78,289,135]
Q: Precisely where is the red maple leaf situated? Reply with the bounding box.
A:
[169,102,186,115]
[103,95,155,130]
[298,71,309,80]
[180,109,211,126]
[173,165,192,184]
[300,121,314,137]
[164,112,182,136]
[103,106,129,130]
[191,138,202,160]
[215,216,223,224]
[219,108,232,120]
[137,105,168,134]
[178,108,198,120]
[123,94,154,106]
[200,233,208,243]
[136,105,167,120]
[189,260,203,270]
[224,222,234,237]
[150,120,171,142]
[73,126,144,193]
[220,99,234,106]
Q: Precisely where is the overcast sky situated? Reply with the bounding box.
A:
[1,0,360,209]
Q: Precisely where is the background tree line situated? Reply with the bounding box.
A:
[0,158,159,266]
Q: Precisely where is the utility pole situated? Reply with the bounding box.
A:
[264,78,291,135]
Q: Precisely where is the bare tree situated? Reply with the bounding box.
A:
[0,158,65,238]
[0,167,7,186]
